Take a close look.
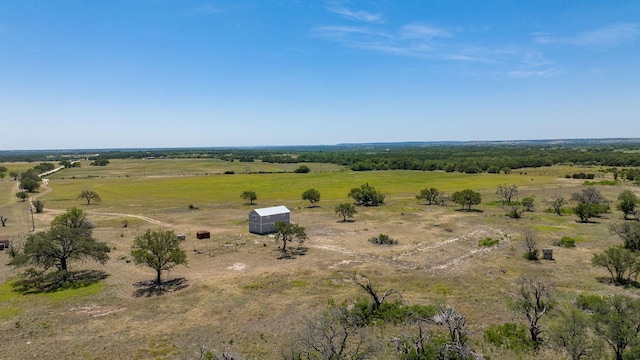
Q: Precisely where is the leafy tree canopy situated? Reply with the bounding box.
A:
[348,183,385,206]
[241,190,257,205]
[451,189,481,211]
[335,203,357,222]
[617,190,639,220]
[10,207,109,276]
[273,221,307,253]
[301,188,321,206]
[131,229,187,286]
[77,190,101,205]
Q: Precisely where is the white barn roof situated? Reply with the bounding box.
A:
[253,205,290,216]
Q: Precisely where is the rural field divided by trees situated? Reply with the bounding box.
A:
[1,141,640,359]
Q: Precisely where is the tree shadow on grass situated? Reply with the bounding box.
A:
[12,269,109,294]
[595,276,640,289]
[277,246,308,260]
[133,277,189,297]
[454,209,484,213]
[337,219,356,223]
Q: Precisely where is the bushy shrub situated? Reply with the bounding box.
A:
[349,183,385,206]
[571,172,595,179]
[523,249,539,260]
[575,294,604,311]
[347,298,436,325]
[484,322,532,352]
[505,205,523,218]
[554,236,576,248]
[33,199,44,213]
[294,165,310,173]
[370,234,397,245]
[478,237,499,247]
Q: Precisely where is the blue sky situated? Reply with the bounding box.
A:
[1,1,638,150]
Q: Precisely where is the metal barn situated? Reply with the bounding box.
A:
[248,206,290,235]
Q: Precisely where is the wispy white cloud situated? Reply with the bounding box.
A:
[315,5,571,78]
[313,25,392,43]
[313,25,435,57]
[313,24,532,65]
[401,24,451,39]
[507,67,564,78]
[534,23,639,47]
[325,3,384,23]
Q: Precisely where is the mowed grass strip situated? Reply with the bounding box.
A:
[47,159,345,179]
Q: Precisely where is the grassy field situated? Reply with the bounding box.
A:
[0,159,637,359]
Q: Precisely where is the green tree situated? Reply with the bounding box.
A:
[90,158,109,166]
[611,222,640,251]
[294,165,310,173]
[301,188,321,207]
[572,188,609,222]
[547,304,604,360]
[59,160,79,168]
[591,246,640,285]
[52,207,94,231]
[10,207,109,276]
[416,187,440,205]
[77,190,101,205]
[20,178,40,192]
[240,190,257,205]
[522,197,535,212]
[348,183,385,206]
[273,221,307,253]
[16,191,28,202]
[590,295,640,360]
[131,230,187,286]
[9,170,19,181]
[33,199,45,213]
[33,162,55,174]
[574,203,601,223]
[0,171,5,181]
[451,189,481,211]
[19,168,42,192]
[335,203,357,222]
[487,165,500,174]
[617,190,639,220]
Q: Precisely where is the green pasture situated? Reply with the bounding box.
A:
[47,159,345,179]
[41,159,563,214]
[0,280,105,319]
[0,162,37,175]
[0,180,17,206]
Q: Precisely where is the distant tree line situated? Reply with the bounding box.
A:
[4,143,640,176]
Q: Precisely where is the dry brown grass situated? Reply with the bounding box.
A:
[0,165,637,359]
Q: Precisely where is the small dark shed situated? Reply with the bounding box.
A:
[0,235,9,250]
[196,231,210,239]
